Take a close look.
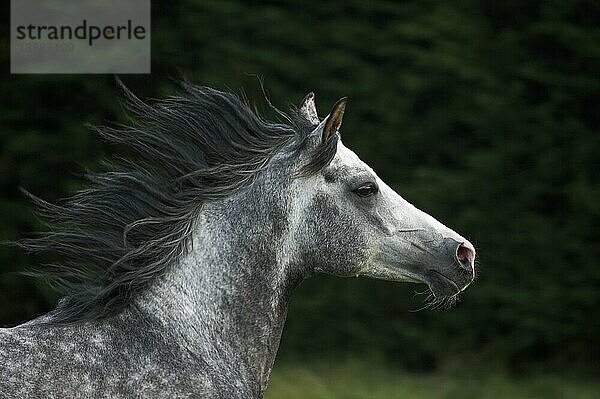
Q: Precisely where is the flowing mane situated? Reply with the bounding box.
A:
[18,82,337,324]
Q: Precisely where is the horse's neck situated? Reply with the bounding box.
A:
[135,206,300,393]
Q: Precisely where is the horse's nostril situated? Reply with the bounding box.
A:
[456,243,475,267]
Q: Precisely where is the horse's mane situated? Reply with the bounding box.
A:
[17,82,338,324]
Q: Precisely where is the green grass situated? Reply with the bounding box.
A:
[265,361,598,399]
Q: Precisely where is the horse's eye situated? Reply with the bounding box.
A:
[354,182,378,197]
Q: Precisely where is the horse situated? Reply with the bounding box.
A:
[0,83,476,398]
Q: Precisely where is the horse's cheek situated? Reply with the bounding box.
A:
[300,194,369,276]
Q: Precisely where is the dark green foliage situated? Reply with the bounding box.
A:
[1,0,598,374]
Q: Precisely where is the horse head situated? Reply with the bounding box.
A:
[284,93,475,302]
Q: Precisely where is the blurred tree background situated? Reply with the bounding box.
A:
[1,0,599,389]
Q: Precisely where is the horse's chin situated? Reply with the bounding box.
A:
[423,269,462,298]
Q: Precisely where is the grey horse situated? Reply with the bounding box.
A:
[0,84,476,398]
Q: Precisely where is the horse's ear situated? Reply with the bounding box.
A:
[322,97,347,143]
[299,92,319,125]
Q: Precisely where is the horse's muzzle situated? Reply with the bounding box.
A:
[425,238,476,297]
